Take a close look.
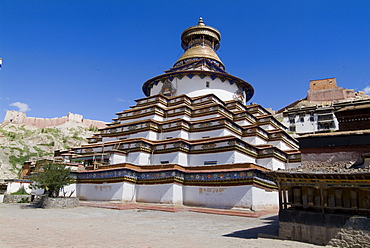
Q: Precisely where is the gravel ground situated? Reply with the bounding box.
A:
[0,204,325,248]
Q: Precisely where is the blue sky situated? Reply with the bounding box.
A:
[1,0,370,122]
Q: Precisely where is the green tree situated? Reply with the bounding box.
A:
[30,162,73,198]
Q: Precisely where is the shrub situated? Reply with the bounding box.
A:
[10,187,29,195]
[30,162,73,198]
[88,126,99,132]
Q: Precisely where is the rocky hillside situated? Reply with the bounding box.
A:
[0,122,98,179]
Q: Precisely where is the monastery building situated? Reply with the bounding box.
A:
[57,18,301,210]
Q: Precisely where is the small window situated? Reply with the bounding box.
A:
[166,137,173,139]
[0,185,7,194]
[206,81,210,88]
[204,161,217,165]
[160,161,169,164]
[202,136,210,139]
[289,125,296,132]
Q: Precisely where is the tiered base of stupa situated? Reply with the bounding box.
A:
[70,163,278,210]
[59,93,300,210]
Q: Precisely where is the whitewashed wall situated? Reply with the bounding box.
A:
[183,185,252,208]
[250,187,279,210]
[160,130,189,140]
[190,113,222,122]
[102,137,117,143]
[127,152,151,165]
[5,181,32,194]
[150,150,257,166]
[235,119,253,126]
[268,140,292,151]
[242,136,267,146]
[187,151,255,166]
[282,113,339,135]
[76,182,124,201]
[150,76,244,104]
[60,184,77,197]
[74,181,278,210]
[110,153,126,164]
[189,129,236,140]
[154,152,179,164]
[256,158,285,170]
[136,184,182,204]
[4,181,76,198]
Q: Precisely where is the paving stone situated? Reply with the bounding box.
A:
[0,203,324,248]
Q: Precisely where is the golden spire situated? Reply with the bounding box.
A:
[175,18,223,67]
[198,17,205,26]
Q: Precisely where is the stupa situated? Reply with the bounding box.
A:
[63,18,301,209]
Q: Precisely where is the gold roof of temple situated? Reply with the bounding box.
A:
[175,18,223,67]
[177,45,222,63]
[181,18,221,45]
[143,18,255,102]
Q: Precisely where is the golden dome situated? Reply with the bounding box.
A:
[181,17,221,49]
[177,45,222,63]
[175,18,223,67]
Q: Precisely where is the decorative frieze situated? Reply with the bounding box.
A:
[76,167,276,189]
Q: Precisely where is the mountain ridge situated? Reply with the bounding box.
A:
[0,119,103,179]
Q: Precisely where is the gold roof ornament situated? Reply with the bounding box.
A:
[175,17,224,67]
[142,18,254,103]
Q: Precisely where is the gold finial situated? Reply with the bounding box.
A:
[176,18,223,67]
[198,17,205,26]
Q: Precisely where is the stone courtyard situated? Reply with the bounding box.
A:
[0,203,324,248]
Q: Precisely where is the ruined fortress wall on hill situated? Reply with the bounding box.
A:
[307,78,368,101]
[3,111,107,129]
[81,118,107,129]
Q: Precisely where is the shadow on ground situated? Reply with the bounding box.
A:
[19,203,39,209]
[223,215,279,239]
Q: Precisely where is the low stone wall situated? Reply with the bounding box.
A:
[279,209,370,247]
[328,217,370,248]
[3,194,31,203]
[36,196,79,209]
[279,221,340,245]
